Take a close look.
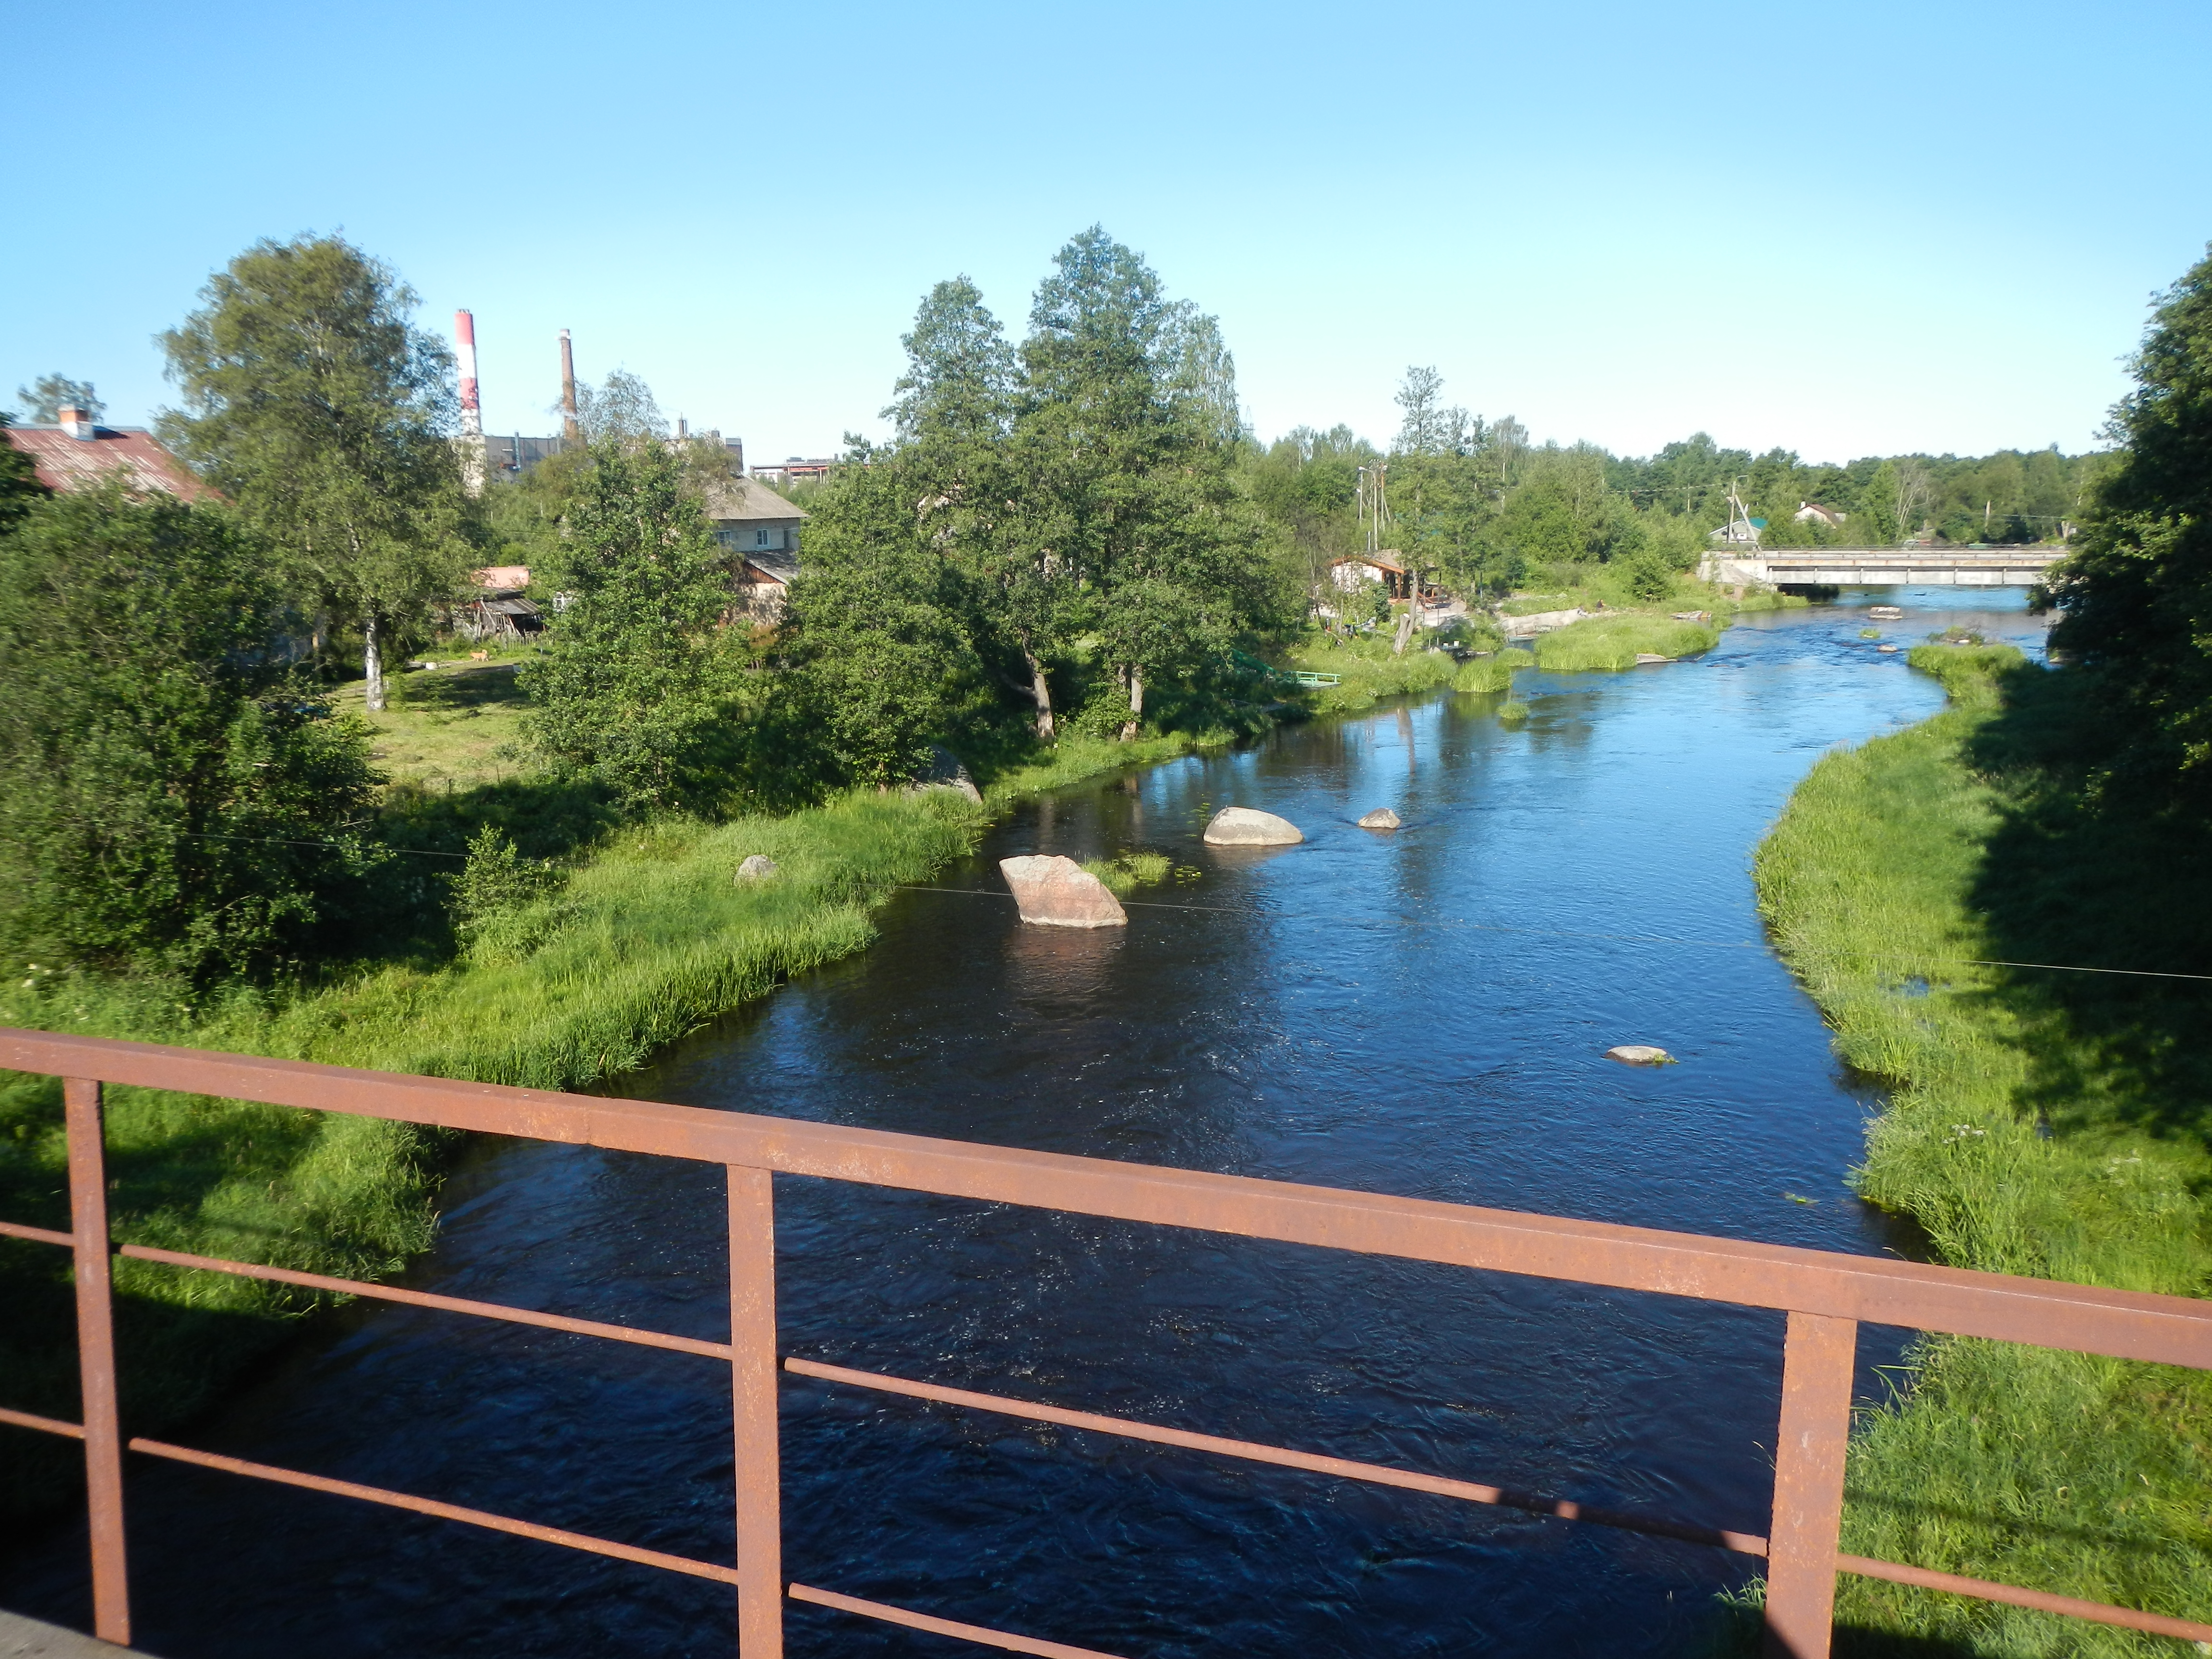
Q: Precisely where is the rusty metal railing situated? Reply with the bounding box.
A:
[1,1028,2208,1658]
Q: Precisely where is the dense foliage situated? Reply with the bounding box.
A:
[785,229,1296,767]
[0,488,382,981]
[517,436,747,810]
[2047,242,2212,796]
[158,233,470,710]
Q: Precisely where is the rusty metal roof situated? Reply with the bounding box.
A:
[4,425,218,504]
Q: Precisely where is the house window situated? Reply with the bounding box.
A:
[755,528,772,549]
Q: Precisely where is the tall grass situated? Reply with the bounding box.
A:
[1280,631,1458,713]
[1532,613,1721,671]
[1748,645,2212,1654]
[0,734,1194,1518]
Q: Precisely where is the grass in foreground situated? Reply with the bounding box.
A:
[0,715,1199,1521]
[1746,646,2212,1654]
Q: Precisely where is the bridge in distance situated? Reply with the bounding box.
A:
[1704,548,2063,588]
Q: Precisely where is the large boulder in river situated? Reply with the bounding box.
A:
[1203,807,1304,846]
[1605,1044,1675,1065]
[999,855,1127,928]
[1357,807,1401,830]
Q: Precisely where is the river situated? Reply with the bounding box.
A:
[3,592,2049,1657]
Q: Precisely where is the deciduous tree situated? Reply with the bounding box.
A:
[159,234,469,711]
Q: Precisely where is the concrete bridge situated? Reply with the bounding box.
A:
[1702,548,2063,589]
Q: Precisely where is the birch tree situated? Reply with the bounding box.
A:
[159,234,469,710]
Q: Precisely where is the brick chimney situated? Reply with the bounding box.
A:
[58,405,96,440]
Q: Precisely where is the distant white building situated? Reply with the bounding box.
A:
[1793,501,1847,529]
[703,473,805,560]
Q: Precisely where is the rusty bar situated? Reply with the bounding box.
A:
[1763,1312,1856,1659]
[119,1242,734,1360]
[128,1437,741,1585]
[788,1356,1769,1556]
[729,1166,782,1658]
[6,1029,2207,1369]
[1839,1555,2212,1643]
[64,1078,130,1647]
[0,1218,74,1248]
[0,1406,86,1439]
[789,1583,1130,1659]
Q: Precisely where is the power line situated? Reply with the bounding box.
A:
[890,886,2212,984]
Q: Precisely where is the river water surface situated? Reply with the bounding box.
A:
[5,593,2048,1657]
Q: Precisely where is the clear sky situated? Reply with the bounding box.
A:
[8,1,2208,467]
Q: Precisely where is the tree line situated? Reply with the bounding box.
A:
[0,223,2182,994]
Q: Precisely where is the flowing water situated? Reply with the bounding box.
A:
[5,593,2049,1657]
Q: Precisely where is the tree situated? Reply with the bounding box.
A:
[16,374,104,425]
[517,436,744,811]
[2049,243,2212,794]
[1018,228,1276,738]
[0,415,48,536]
[158,234,469,712]
[783,445,991,784]
[0,487,382,982]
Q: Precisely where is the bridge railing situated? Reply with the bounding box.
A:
[2,1028,2208,1658]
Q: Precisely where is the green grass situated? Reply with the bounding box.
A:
[0,716,1209,1519]
[1453,653,1521,694]
[1747,646,2212,1655]
[1082,851,1172,896]
[1531,612,1721,671]
[1279,630,1458,713]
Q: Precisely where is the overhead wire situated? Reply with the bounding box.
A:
[890,886,2212,984]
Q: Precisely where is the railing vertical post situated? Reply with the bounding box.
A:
[1763,1310,1857,1659]
[728,1165,783,1659]
[65,1077,131,1647]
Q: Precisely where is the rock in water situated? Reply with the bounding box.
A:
[1605,1044,1675,1065]
[1357,808,1401,830]
[999,854,1127,928]
[1634,653,1672,665]
[1203,807,1304,846]
[734,855,779,881]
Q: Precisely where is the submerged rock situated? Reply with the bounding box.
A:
[1203,807,1304,846]
[735,855,779,881]
[1605,1044,1675,1065]
[1878,644,1899,653]
[999,854,1127,928]
[1357,808,1401,830]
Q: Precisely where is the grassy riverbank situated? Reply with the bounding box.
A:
[1750,646,2212,1653]
[0,727,1199,1522]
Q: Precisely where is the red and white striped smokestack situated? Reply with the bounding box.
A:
[455,309,487,497]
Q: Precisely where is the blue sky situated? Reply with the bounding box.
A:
[9,1,2208,466]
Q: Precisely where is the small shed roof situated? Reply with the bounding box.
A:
[703,474,807,525]
[741,552,799,586]
[5,425,217,503]
[1330,551,1408,575]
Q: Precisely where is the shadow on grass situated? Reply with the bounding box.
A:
[1961,663,2212,1149]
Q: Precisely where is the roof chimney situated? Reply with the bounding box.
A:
[58,406,96,440]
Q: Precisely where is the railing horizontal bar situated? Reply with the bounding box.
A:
[0,1406,85,1439]
[789,1356,1768,1555]
[0,1218,73,1249]
[790,1582,1130,1659]
[117,1243,735,1361]
[5,1029,2206,1367]
[1839,1554,2212,1643]
[126,1438,741,1587]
